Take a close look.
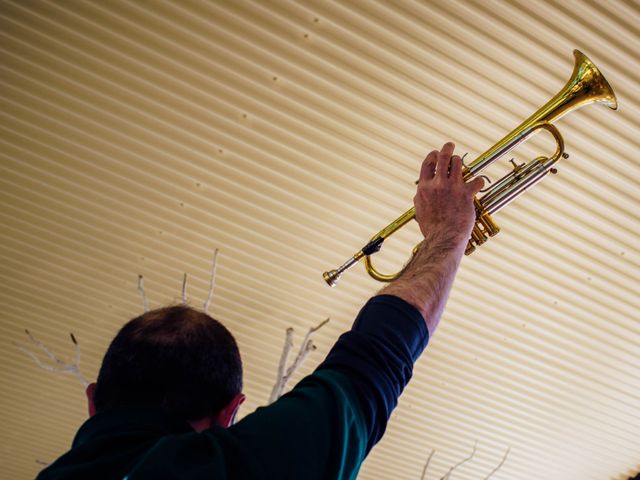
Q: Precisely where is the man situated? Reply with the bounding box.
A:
[37,143,484,480]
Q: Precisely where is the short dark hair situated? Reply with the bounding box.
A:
[93,305,242,420]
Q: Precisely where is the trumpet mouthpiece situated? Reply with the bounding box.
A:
[323,270,340,287]
[323,255,361,287]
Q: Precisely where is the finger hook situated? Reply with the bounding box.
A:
[478,175,493,193]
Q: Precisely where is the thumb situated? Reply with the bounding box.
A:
[466,176,485,196]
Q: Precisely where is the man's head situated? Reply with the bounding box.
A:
[86,305,245,431]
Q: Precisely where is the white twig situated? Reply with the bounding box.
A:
[203,249,219,314]
[24,329,58,363]
[138,275,149,313]
[269,328,294,403]
[287,317,330,377]
[70,333,81,372]
[441,441,477,480]
[482,447,511,480]
[16,330,89,387]
[16,346,61,373]
[284,338,316,379]
[182,273,188,304]
[269,318,330,403]
[420,449,435,480]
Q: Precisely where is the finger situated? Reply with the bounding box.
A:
[436,142,455,178]
[465,176,485,196]
[441,142,455,158]
[418,151,438,182]
[449,155,463,179]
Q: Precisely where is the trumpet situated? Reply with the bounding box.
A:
[323,50,617,287]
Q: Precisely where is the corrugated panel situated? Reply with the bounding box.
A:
[1,1,638,479]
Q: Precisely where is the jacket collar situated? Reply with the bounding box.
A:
[73,407,194,448]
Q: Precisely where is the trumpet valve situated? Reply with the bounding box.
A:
[509,158,526,173]
[465,198,501,255]
[465,241,476,255]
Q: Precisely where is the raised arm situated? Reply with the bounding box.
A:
[311,142,485,458]
[380,142,484,335]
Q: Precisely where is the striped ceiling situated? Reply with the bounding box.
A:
[1,1,638,479]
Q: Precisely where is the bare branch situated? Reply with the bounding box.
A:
[441,441,477,480]
[15,345,61,373]
[71,333,80,369]
[138,275,149,313]
[182,273,188,304]
[420,449,435,480]
[278,329,295,381]
[284,339,316,379]
[482,446,511,480]
[269,318,329,403]
[16,330,89,387]
[288,317,329,377]
[24,329,60,364]
[309,316,331,334]
[269,328,294,403]
[203,249,219,314]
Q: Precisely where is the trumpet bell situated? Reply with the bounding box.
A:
[568,50,617,111]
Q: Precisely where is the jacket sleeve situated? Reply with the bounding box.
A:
[218,294,429,480]
[315,294,429,453]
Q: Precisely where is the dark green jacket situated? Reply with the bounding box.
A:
[37,295,428,480]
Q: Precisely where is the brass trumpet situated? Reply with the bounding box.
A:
[323,50,617,287]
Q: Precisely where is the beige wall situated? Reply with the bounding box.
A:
[1,1,638,478]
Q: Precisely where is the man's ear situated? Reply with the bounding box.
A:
[86,382,97,417]
[215,393,246,428]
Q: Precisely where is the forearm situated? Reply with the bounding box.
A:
[384,142,482,336]
[378,232,467,336]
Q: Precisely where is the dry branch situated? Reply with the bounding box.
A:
[441,441,477,480]
[419,442,509,480]
[269,328,294,403]
[269,318,330,403]
[286,317,329,378]
[138,275,149,313]
[182,273,188,304]
[139,248,220,313]
[482,446,510,480]
[16,330,89,387]
[420,449,435,480]
[203,249,219,314]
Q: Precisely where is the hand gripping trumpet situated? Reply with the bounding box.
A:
[323,50,617,287]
